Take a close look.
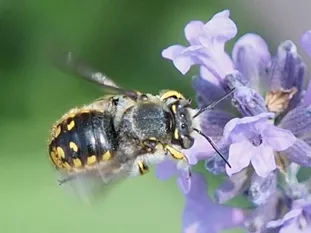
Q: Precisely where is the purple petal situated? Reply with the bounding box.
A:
[269,41,305,90]
[266,209,302,228]
[161,45,201,75]
[199,66,222,87]
[282,138,311,166]
[214,168,250,204]
[161,45,185,60]
[161,10,238,82]
[301,30,311,57]
[244,191,287,233]
[201,10,237,50]
[279,104,311,135]
[226,141,253,176]
[248,171,278,206]
[155,160,178,180]
[302,133,311,146]
[302,31,311,106]
[199,109,234,138]
[268,41,305,111]
[251,144,276,177]
[183,134,213,165]
[177,171,192,194]
[232,86,268,116]
[232,33,271,90]
[223,112,274,143]
[173,55,197,75]
[224,70,249,89]
[280,223,311,233]
[304,78,311,105]
[205,144,229,175]
[262,124,296,151]
[197,10,236,79]
[192,75,226,106]
[184,21,204,45]
[224,72,268,116]
[182,172,245,233]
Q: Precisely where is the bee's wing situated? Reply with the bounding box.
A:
[48,45,139,100]
[54,159,137,205]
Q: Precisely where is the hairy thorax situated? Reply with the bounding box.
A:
[120,102,172,142]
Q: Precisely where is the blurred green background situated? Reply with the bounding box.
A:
[0,1,277,233]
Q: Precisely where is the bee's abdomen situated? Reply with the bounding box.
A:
[48,110,118,173]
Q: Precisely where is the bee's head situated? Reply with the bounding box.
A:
[162,93,195,149]
[171,99,196,149]
[160,88,234,168]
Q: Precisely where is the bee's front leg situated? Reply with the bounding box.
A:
[163,144,187,161]
[163,144,191,175]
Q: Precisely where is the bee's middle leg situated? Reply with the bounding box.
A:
[140,137,160,153]
[137,161,149,175]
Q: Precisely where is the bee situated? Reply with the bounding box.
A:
[48,50,234,191]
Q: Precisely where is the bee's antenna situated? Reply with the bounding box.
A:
[193,88,236,118]
[193,128,231,168]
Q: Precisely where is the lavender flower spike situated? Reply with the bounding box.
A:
[267,199,311,233]
[301,30,311,105]
[247,171,278,206]
[182,172,245,233]
[223,112,296,177]
[232,33,271,91]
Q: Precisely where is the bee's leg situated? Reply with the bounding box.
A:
[163,144,188,162]
[141,138,159,153]
[137,161,149,175]
[57,175,76,185]
[163,144,191,176]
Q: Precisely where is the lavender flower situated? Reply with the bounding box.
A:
[301,31,311,106]
[223,112,295,177]
[266,199,311,233]
[162,9,311,178]
[244,190,288,233]
[181,172,245,233]
[159,8,311,233]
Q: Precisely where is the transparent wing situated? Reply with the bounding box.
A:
[52,158,137,205]
[48,45,139,100]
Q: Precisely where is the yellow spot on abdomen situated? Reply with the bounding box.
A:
[102,151,112,160]
[69,142,78,152]
[73,158,82,168]
[67,113,76,118]
[87,155,97,165]
[56,147,65,158]
[67,120,75,131]
[50,149,62,168]
[63,162,72,171]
